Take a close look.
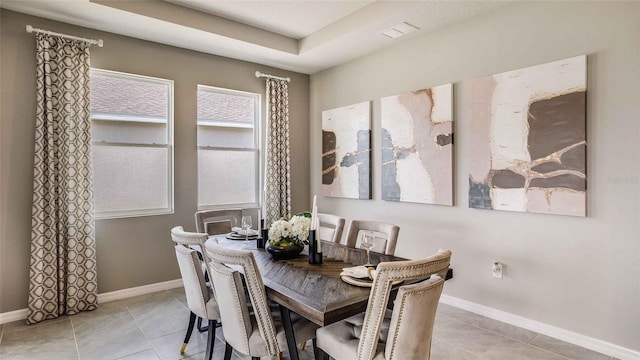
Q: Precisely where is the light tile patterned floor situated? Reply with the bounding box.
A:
[0,288,616,360]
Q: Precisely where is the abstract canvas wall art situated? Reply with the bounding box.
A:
[469,55,587,216]
[322,101,371,199]
[381,84,453,205]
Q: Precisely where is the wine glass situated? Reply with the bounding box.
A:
[361,231,375,267]
[241,215,252,244]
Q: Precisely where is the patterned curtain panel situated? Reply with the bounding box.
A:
[28,34,98,324]
[264,79,292,224]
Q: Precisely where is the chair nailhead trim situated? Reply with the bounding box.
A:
[386,280,442,359]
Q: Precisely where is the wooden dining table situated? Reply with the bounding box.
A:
[206,236,452,360]
[205,236,402,359]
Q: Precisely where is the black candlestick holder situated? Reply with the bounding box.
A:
[257,219,267,249]
[308,230,323,265]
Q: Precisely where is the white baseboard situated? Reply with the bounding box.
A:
[0,279,183,325]
[0,308,29,324]
[440,294,640,360]
[97,278,183,303]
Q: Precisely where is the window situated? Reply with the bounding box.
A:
[197,85,260,209]
[90,69,173,218]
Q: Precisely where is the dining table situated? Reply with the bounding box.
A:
[206,236,452,360]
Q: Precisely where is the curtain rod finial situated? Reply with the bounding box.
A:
[255,71,262,78]
[98,39,104,47]
[26,25,34,33]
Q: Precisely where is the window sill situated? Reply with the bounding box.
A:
[95,208,174,220]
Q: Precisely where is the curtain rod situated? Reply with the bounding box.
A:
[255,71,290,83]
[26,25,104,47]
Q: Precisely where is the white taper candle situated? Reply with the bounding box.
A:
[310,195,317,230]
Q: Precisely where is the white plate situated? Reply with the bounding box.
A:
[340,275,402,288]
[226,233,259,240]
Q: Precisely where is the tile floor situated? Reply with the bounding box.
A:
[0,288,616,360]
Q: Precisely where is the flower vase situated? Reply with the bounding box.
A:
[266,242,304,260]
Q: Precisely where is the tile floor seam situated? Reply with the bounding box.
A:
[146,336,163,360]
[520,341,577,360]
[124,302,150,339]
[444,313,587,360]
[472,333,509,359]
[70,316,82,360]
[123,301,161,357]
[527,333,612,360]
[146,331,165,360]
[436,314,574,360]
[432,336,486,358]
[115,348,160,360]
[456,315,540,346]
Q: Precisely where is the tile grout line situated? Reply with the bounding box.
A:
[129,290,191,359]
[525,331,607,360]
[523,340,587,360]
[437,313,575,360]
[113,349,158,360]
[432,337,481,359]
[70,316,82,360]
[123,301,162,359]
[439,308,613,360]
[440,311,540,344]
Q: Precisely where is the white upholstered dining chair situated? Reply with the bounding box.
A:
[344,220,400,255]
[171,226,221,359]
[205,239,319,360]
[195,209,243,236]
[316,249,452,360]
[318,213,346,243]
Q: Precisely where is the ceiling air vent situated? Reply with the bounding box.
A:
[381,22,419,39]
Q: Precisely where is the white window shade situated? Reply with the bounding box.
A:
[198,149,257,207]
[93,145,169,213]
[91,73,168,119]
[197,85,260,209]
[90,69,173,219]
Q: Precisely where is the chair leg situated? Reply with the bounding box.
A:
[205,320,217,360]
[224,342,233,360]
[180,312,197,353]
[197,316,209,332]
[316,347,330,360]
[312,338,319,359]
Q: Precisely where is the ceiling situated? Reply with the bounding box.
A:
[1,0,513,74]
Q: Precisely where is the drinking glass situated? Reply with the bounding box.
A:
[241,215,252,243]
[361,231,375,266]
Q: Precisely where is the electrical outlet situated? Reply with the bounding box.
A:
[492,261,503,279]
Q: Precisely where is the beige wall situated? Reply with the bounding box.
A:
[0,10,310,313]
[310,1,639,351]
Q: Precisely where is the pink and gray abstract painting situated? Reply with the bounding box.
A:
[322,101,371,199]
[381,84,453,205]
[469,55,587,216]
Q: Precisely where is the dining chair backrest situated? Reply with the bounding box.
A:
[171,225,211,266]
[204,240,280,356]
[318,213,346,243]
[384,276,444,359]
[358,249,451,360]
[195,209,242,236]
[173,244,211,321]
[345,220,400,255]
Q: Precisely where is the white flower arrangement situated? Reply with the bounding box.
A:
[268,215,311,247]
